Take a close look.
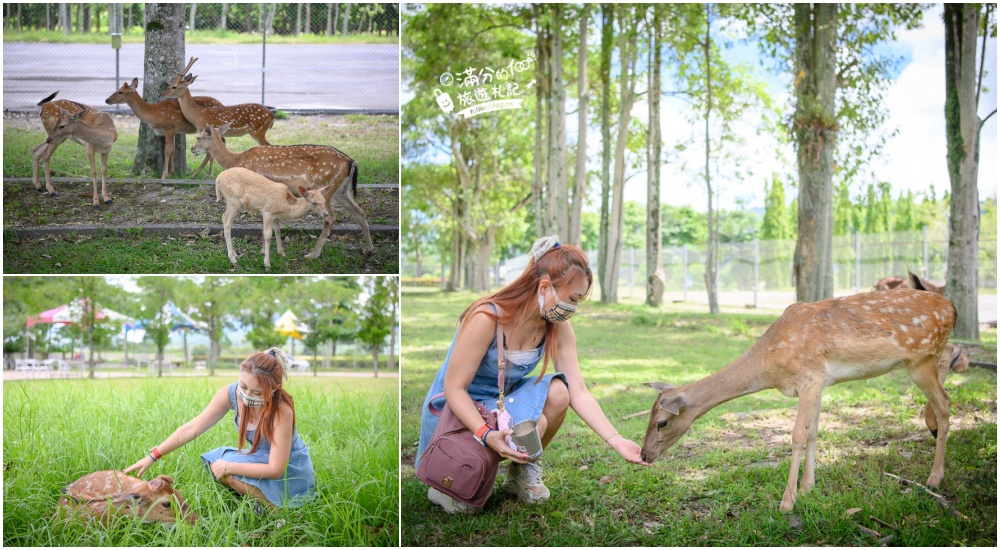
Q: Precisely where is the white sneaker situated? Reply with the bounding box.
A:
[427,487,480,514]
[503,462,550,504]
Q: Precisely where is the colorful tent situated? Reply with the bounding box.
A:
[27,299,131,328]
[275,310,311,360]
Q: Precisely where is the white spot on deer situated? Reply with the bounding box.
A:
[899,325,908,332]
[920,338,930,345]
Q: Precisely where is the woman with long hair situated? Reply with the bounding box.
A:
[416,236,648,514]
[125,347,315,508]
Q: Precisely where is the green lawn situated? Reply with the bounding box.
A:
[2,29,398,45]
[3,376,399,546]
[400,289,997,546]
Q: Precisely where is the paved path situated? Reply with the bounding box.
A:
[3,369,398,382]
[3,43,399,112]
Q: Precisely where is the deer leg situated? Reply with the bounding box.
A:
[262,214,273,269]
[924,355,950,437]
[334,187,375,254]
[191,152,213,179]
[800,398,822,494]
[32,141,51,192]
[222,208,238,266]
[305,197,333,259]
[35,141,60,195]
[273,221,286,257]
[86,146,100,208]
[162,131,174,180]
[780,384,822,512]
[909,358,950,488]
[100,152,111,204]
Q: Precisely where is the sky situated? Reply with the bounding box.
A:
[403,4,998,214]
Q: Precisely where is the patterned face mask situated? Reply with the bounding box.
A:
[539,286,578,322]
[238,386,267,408]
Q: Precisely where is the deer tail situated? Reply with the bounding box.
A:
[350,161,358,198]
[38,92,59,106]
[907,269,927,291]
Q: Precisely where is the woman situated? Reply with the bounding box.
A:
[416,236,648,514]
[125,348,315,509]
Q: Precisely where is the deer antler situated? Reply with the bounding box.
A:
[179,57,198,78]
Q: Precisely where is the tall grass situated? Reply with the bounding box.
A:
[3,376,398,546]
[400,289,997,546]
[2,29,398,45]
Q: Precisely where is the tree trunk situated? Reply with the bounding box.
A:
[75,3,81,33]
[87,327,95,379]
[546,4,569,239]
[188,3,196,30]
[209,336,218,376]
[156,346,164,377]
[134,3,186,177]
[304,2,311,34]
[602,6,637,304]
[388,325,396,371]
[944,4,983,340]
[296,2,301,36]
[219,2,227,30]
[326,3,333,35]
[342,3,350,35]
[570,4,589,246]
[646,5,666,307]
[372,348,379,378]
[597,4,613,302]
[792,3,837,303]
[325,339,333,370]
[61,3,70,35]
[705,4,719,314]
[84,4,91,33]
[333,3,339,36]
[533,5,547,239]
[46,4,51,31]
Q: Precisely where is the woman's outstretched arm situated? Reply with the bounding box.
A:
[124,384,232,476]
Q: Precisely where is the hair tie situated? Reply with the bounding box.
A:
[268,350,276,356]
[529,235,561,262]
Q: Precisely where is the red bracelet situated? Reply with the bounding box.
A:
[473,424,491,447]
[150,446,162,460]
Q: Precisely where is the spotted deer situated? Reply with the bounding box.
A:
[159,57,274,153]
[641,273,957,512]
[32,92,93,195]
[57,470,198,525]
[214,167,340,268]
[193,122,374,255]
[105,77,224,180]
[35,101,118,208]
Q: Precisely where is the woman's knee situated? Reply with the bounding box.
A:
[546,379,569,412]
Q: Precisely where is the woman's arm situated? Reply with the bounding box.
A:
[213,404,294,480]
[556,323,649,466]
[125,384,232,476]
[443,306,530,464]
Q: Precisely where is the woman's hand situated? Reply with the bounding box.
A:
[210,459,229,480]
[123,455,155,477]
[608,435,650,466]
[486,429,530,464]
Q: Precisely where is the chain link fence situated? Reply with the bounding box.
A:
[401,228,997,319]
[3,3,399,113]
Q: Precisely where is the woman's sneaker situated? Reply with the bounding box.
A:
[503,462,550,504]
[427,487,480,514]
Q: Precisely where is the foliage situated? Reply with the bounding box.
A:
[356,277,393,354]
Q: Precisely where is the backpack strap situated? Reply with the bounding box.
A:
[426,304,507,416]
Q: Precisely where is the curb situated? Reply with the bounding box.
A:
[4,223,399,239]
[3,177,398,191]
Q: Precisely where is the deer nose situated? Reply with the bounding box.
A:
[641,450,649,463]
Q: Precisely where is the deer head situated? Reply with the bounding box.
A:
[640,382,694,463]
[105,78,140,105]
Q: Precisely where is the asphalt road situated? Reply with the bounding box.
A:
[3,42,399,112]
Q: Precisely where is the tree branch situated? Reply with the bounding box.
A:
[981,108,997,128]
[977,3,991,109]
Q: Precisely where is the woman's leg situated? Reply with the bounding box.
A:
[217,473,275,509]
[537,378,569,448]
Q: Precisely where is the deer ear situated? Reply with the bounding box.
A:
[130,77,139,89]
[70,111,85,121]
[658,394,686,415]
[645,382,676,393]
[218,121,232,135]
[148,475,173,491]
[111,492,143,505]
[320,184,336,198]
[297,185,309,196]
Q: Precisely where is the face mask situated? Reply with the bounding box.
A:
[539,286,577,322]
[238,386,267,408]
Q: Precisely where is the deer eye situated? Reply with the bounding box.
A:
[656,419,668,429]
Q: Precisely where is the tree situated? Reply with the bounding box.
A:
[646,4,666,307]
[357,277,393,378]
[596,3,614,303]
[177,277,235,377]
[137,277,177,377]
[386,276,399,371]
[298,277,361,376]
[135,4,187,177]
[762,174,793,239]
[233,277,294,351]
[944,3,995,340]
[569,3,590,246]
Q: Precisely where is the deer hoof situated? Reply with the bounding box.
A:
[304,252,319,259]
[104,199,113,205]
[36,187,47,194]
[929,429,938,439]
[92,204,101,209]
[48,192,57,197]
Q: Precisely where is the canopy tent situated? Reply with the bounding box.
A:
[275,310,311,359]
[130,302,208,369]
[25,299,133,364]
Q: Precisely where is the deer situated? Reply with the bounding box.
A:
[641,272,957,512]
[159,57,275,160]
[57,470,198,526]
[214,167,340,268]
[105,77,224,180]
[192,122,374,256]
[32,92,92,194]
[35,104,118,208]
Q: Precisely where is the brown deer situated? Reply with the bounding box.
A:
[36,105,118,208]
[105,77,224,180]
[33,92,92,194]
[641,273,957,512]
[57,470,197,525]
[192,122,374,256]
[159,57,274,153]
[215,167,340,268]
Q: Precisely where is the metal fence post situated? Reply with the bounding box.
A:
[753,238,759,309]
[855,230,861,293]
[923,226,929,278]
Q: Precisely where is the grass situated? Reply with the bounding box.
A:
[400,289,998,546]
[3,376,399,546]
[3,29,399,45]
